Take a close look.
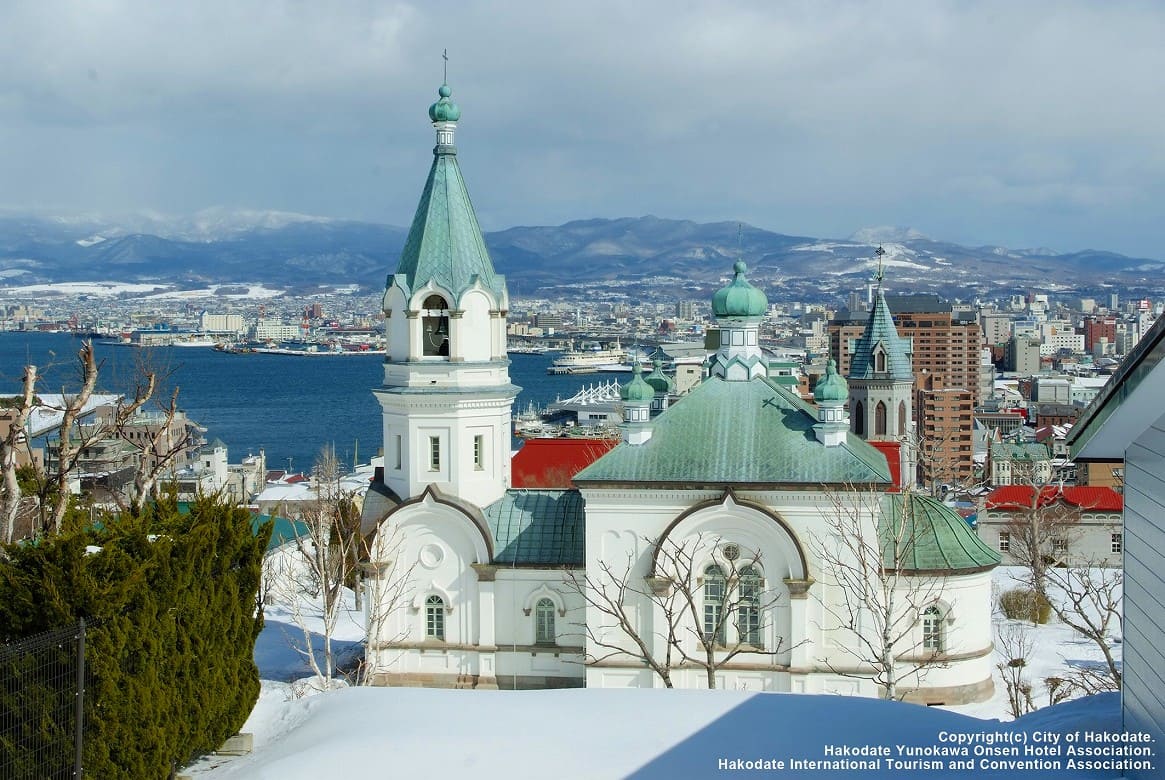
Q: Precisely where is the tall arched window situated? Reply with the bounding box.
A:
[535,598,556,645]
[737,566,763,648]
[422,294,450,357]
[898,401,907,436]
[922,605,943,653]
[854,401,866,435]
[875,349,886,373]
[703,565,726,645]
[425,594,446,641]
[875,401,887,436]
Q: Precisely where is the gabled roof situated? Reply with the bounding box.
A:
[985,485,1123,512]
[881,493,1000,573]
[848,289,914,382]
[484,489,585,566]
[391,142,504,300]
[511,438,619,488]
[573,376,892,486]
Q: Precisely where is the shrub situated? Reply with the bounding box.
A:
[999,587,1052,624]
[0,497,270,779]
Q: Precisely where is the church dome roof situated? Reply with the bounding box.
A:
[644,359,675,393]
[620,363,655,403]
[429,83,461,122]
[814,359,848,403]
[881,493,1001,573]
[712,261,768,318]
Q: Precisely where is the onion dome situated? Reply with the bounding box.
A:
[429,83,461,122]
[711,261,768,318]
[644,359,675,394]
[620,363,655,403]
[814,359,848,403]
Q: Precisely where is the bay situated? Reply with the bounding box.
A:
[0,333,610,475]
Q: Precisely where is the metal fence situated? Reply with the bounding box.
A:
[0,620,86,780]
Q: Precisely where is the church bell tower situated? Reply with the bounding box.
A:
[375,80,518,507]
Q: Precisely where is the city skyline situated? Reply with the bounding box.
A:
[2,2,1163,259]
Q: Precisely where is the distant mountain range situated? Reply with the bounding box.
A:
[2,210,1162,302]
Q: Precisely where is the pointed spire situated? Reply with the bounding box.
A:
[849,248,912,381]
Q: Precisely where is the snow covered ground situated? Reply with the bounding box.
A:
[183,565,1140,779]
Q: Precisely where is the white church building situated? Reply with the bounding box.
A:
[360,82,999,703]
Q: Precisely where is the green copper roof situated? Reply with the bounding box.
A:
[575,375,892,485]
[621,362,655,402]
[645,359,675,394]
[880,493,1000,573]
[712,261,768,318]
[849,288,913,381]
[814,359,848,402]
[428,83,461,122]
[484,489,584,566]
[990,442,1051,461]
[392,86,504,300]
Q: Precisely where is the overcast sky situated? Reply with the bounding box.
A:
[1,1,1163,258]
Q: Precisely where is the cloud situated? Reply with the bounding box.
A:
[0,1,1163,257]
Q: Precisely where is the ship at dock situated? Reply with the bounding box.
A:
[546,339,650,374]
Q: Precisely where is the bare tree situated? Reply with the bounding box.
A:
[814,488,947,700]
[41,342,101,534]
[568,533,788,689]
[995,620,1036,719]
[1002,483,1123,691]
[1,365,37,544]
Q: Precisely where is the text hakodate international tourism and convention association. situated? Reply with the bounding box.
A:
[716,730,1157,773]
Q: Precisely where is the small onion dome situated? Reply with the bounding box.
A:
[620,362,655,403]
[814,359,848,403]
[429,83,461,122]
[645,359,675,394]
[711,260,768,318]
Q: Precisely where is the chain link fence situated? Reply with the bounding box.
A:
[0,620,86,780]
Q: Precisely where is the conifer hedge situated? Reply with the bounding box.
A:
[0,498,271,778]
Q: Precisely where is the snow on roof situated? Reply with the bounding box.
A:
[192,686,1119,780]
[26,393,122,437]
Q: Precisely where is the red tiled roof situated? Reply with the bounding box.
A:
[986,485,1122,512]
[511,438,619,488]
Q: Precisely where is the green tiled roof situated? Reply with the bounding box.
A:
[990,442,1051,461]
[484,489,585,566]
[574,376,892,485]
[880,493,1000,573]
[392,130,505,300]
[850,289,913,381]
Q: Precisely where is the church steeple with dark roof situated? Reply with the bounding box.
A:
[846,246,916,484]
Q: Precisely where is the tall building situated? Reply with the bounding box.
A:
[1083,315,1117,354]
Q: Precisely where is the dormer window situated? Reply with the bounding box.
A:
[422,294,450,357]
[875,349,886,373]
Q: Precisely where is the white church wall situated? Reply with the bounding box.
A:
[456,288,494,362]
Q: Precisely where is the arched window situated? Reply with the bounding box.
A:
[535,598,556,645]
[422,295,450,357]
[875,401,887,436]
[737,566,763,648]
[875,349,886,373]
[703,565,726,645]
[922,605,943,653]
[854,401,865,436]
[425,594,446,641]
[898,401,907,436]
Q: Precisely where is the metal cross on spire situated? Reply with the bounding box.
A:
[442,48,449,83]
[873,245,886,287]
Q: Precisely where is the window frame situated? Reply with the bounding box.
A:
[922,605,944,653]
[425,594,446,641]
[429,435,441,472]
[534,598,556,645]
